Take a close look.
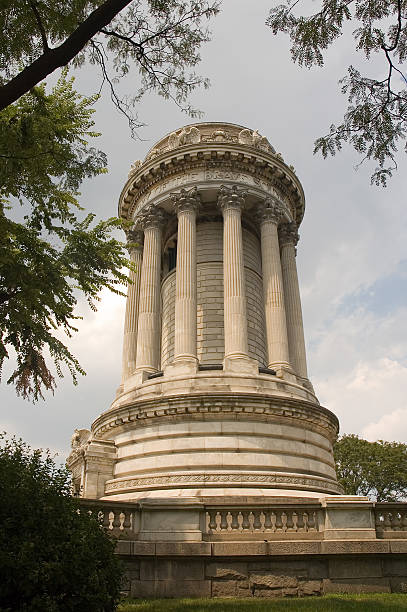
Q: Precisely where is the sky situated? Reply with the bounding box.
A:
[1,1,407,460]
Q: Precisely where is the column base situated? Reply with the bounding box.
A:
[165,358,198,377]
[223,355,259,375]
[123,369,153,390]
[270,363,297,382]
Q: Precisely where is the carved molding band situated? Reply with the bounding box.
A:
[92,394,339,442]
[105,471,342,494]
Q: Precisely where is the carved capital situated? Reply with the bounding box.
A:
[171,186,200,215]
[125,229,143,254]
[279,222,299,247]
[257,197,285,226]
[217,185,247,213]
[137,205,167,231]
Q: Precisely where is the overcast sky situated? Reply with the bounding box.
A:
[2,1,406,460]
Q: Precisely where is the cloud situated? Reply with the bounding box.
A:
[315,357,407,440]
[363,408,407,443]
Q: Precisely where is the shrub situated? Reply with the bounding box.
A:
[0,434,122,611]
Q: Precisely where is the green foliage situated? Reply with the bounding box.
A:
[267,0,407,185]
[0,72,129,401]
[0,1,220,130]
[334,434,407,501]
[0,433,122,611]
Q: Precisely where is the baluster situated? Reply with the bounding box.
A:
[281,511,288,532]
[264,509,272,530]
[242,511,250,531]
[303,512,309,532]
[215,511,222,532]
[205,512,211,534]
[384,512,392,530]
[226,511,233,532]
[208,510,217,532]
[259,511,266,532]
[237,511,244,532]
[270,512,277,532]
[248,511,255,531]
[119,512,126,531]
[312,511,318,531]
[292,512,298,532]
[231,511,239,531]
[221,511,228,531]
[402,511,407,530]
[108,511,115,530]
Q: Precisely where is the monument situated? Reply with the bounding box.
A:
[68,123,407,598]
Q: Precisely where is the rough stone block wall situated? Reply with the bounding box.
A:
[160,220,267,367]
[120,553,407,599]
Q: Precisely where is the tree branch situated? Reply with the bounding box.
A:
[0,0,133,111]
[29,0,50,53]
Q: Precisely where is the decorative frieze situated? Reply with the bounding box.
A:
[104,472,342,494]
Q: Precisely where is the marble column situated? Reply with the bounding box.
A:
[279,223,308,379]
[218,185,249,360]
[172,188,199,363]
[135,209,164,373]
[259,200,291,371]
[121,230,143,383]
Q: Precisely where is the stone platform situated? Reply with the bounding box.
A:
[80,497,407,598]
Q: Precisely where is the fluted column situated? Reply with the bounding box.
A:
[218,185,249,359]
[172,188,199,363]
[135,209,164,373]
[121,230,144,383]
[279,223,308,379]
[259,200,291,371]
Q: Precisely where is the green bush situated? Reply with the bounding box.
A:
[0,434,122,611]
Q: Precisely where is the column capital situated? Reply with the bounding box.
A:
[257,197,285,226]
[279,222,299,247]
[171,186,200,215]
[217,185,247,213]
[125,228,144,255]
[137,205,167,231]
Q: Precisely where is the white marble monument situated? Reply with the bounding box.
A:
[68,122,342,502]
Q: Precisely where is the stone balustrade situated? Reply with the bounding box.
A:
[375,503,407,539]
[78,498,407,542]
[78,498,140,540]
[205,507,320,539]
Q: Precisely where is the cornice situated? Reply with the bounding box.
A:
[91,393,339,442]
[119,142,305,226]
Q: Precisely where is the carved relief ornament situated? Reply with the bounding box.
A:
[257,197,286,225]
[171,186,201,215]
[279,222,299,247]
[136,204,167,230]
[217,185,248,212]
[125,228,144,254]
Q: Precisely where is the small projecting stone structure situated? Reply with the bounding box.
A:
[67,123,407,598]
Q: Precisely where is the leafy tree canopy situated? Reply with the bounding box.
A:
[0,1,219,401]
[334,434,407,501]
[0,0,220,132]
[267,0,407,185]
[0,72,130,401]
[0,433,122,611]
